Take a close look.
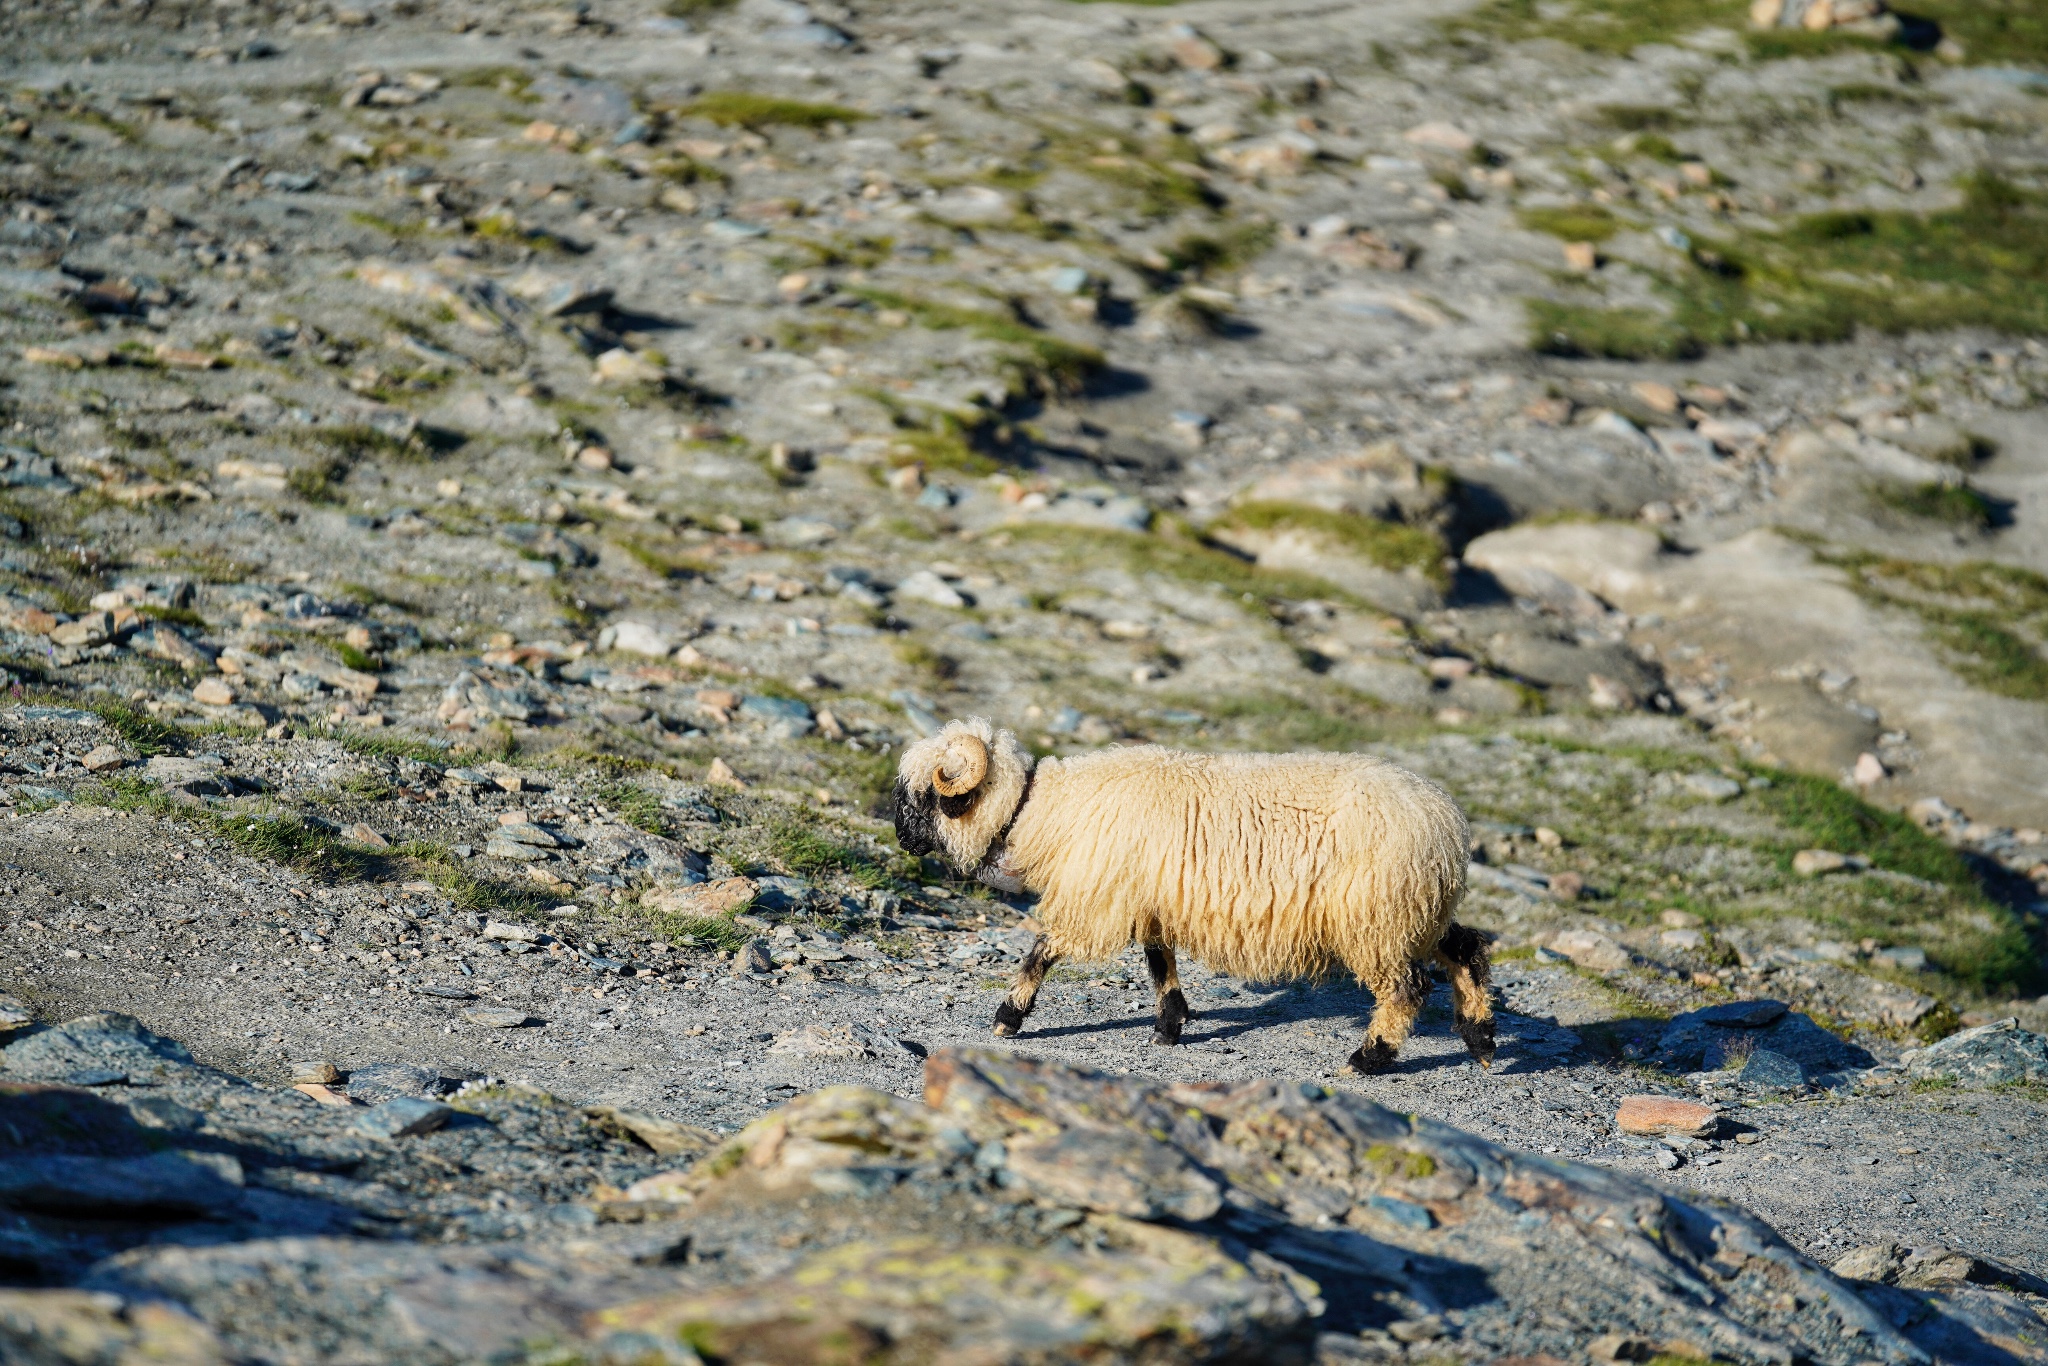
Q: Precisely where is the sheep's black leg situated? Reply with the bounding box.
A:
[993,935,1058,1037]
[1144,944,1191,1047]
[1434,922,1496,1069]
[1344,962,1431,1075]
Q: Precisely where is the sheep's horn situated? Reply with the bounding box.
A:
[932,734,989,797]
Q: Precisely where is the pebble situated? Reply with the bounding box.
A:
[483,920,543,943]
[290,1061,341,1084]
[1793,849,1849,877]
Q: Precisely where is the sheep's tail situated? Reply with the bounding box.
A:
[1434,922,1495,1069]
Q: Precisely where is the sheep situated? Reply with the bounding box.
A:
[892,716,1493,1074]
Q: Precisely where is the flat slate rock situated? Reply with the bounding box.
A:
[0,1013,200,1085]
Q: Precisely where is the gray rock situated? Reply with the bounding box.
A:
[0,1152,244,1216]
[735,938,775,975]
[345,1062,448,1106]
[1654,1001,1871,1081]
[1900,1018,2048,1089]
[354,1097,457,1139]
[143,755,228,796]
[1,1013,200,1084]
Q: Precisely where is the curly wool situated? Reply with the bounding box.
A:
[898,722,1469,985]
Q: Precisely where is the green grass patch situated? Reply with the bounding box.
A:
[82,700,185,756]
[1216,501,1448,584]
[397,839,558,916]
[766,815,897,886]
[1010,520,1357,610]
[300,723,452,766]
[1529,300,1699,360]
[335,643,384,674]
[1800,546,2048,702]
[848,288,1103,394]
[1519,204,1623,243]
[1907,0,2048,66]
[1532,173,2048,359]
[1751,769,1977,891]
[594,780,668,835]
[1157,221,1278,278]
[1450,0,1746,53]
[1748,770,2035,994]
[881,424,1001,477]
[685,91,865,130]
[1185,690,1388,753]
[1875,481,1998,531]
[286,456,353,505]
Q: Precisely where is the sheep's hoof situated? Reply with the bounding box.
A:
[1343,1042,1398,1075]
[1150,1028,1182,1047]
[992,1001,1027,1037]
[1456,1016,1496,1069]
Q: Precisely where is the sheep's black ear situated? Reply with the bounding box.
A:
[893,777,939,856]
[937,790,979,819]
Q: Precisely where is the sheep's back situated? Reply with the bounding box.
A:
[1007,749,1467,980]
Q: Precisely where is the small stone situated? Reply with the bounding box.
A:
[608,620,674,657]
[1631,381,1680,415]
[1660,929,1704,950]
[1403,120,1475,152]
[1387,1316,1445,1343]
[1734,1131,1762,1145]
[463,1007,533,1029]
[1534,827,1562,848]
[353,1096,455,1139]
[79,745,127,773]
[342,823,389,848]
[1872,945,1928,972]
[1547,871,1585,901]
[482,920,543,943]
[1548,929,1630,972]
[895,569,967,608]
[291,1061,341,1084]
[1562,240,1598,273]
[1793,849,1849,877]
[705,757,746,789]
[144,754,228,796]
[1616,1095,1717,1138]
[593,348,666,386]
[1682,772,1743,801]
[191,677,237,707]
[734,938,775,975]
[1852,751,1888,786]
[293,1083,356,1107]
[1660,909,1701,928]
[1654,1147,1682,1170]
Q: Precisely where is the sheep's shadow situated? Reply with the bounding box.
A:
[1009,981,1583,1075]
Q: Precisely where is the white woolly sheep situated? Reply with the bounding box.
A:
[893,717,1493,1073]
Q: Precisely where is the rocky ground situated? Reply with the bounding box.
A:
[1,0,2046,1359]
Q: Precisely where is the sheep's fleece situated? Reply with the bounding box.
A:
[895,719,1470,985]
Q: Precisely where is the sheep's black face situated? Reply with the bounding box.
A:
[892,778,940,858]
